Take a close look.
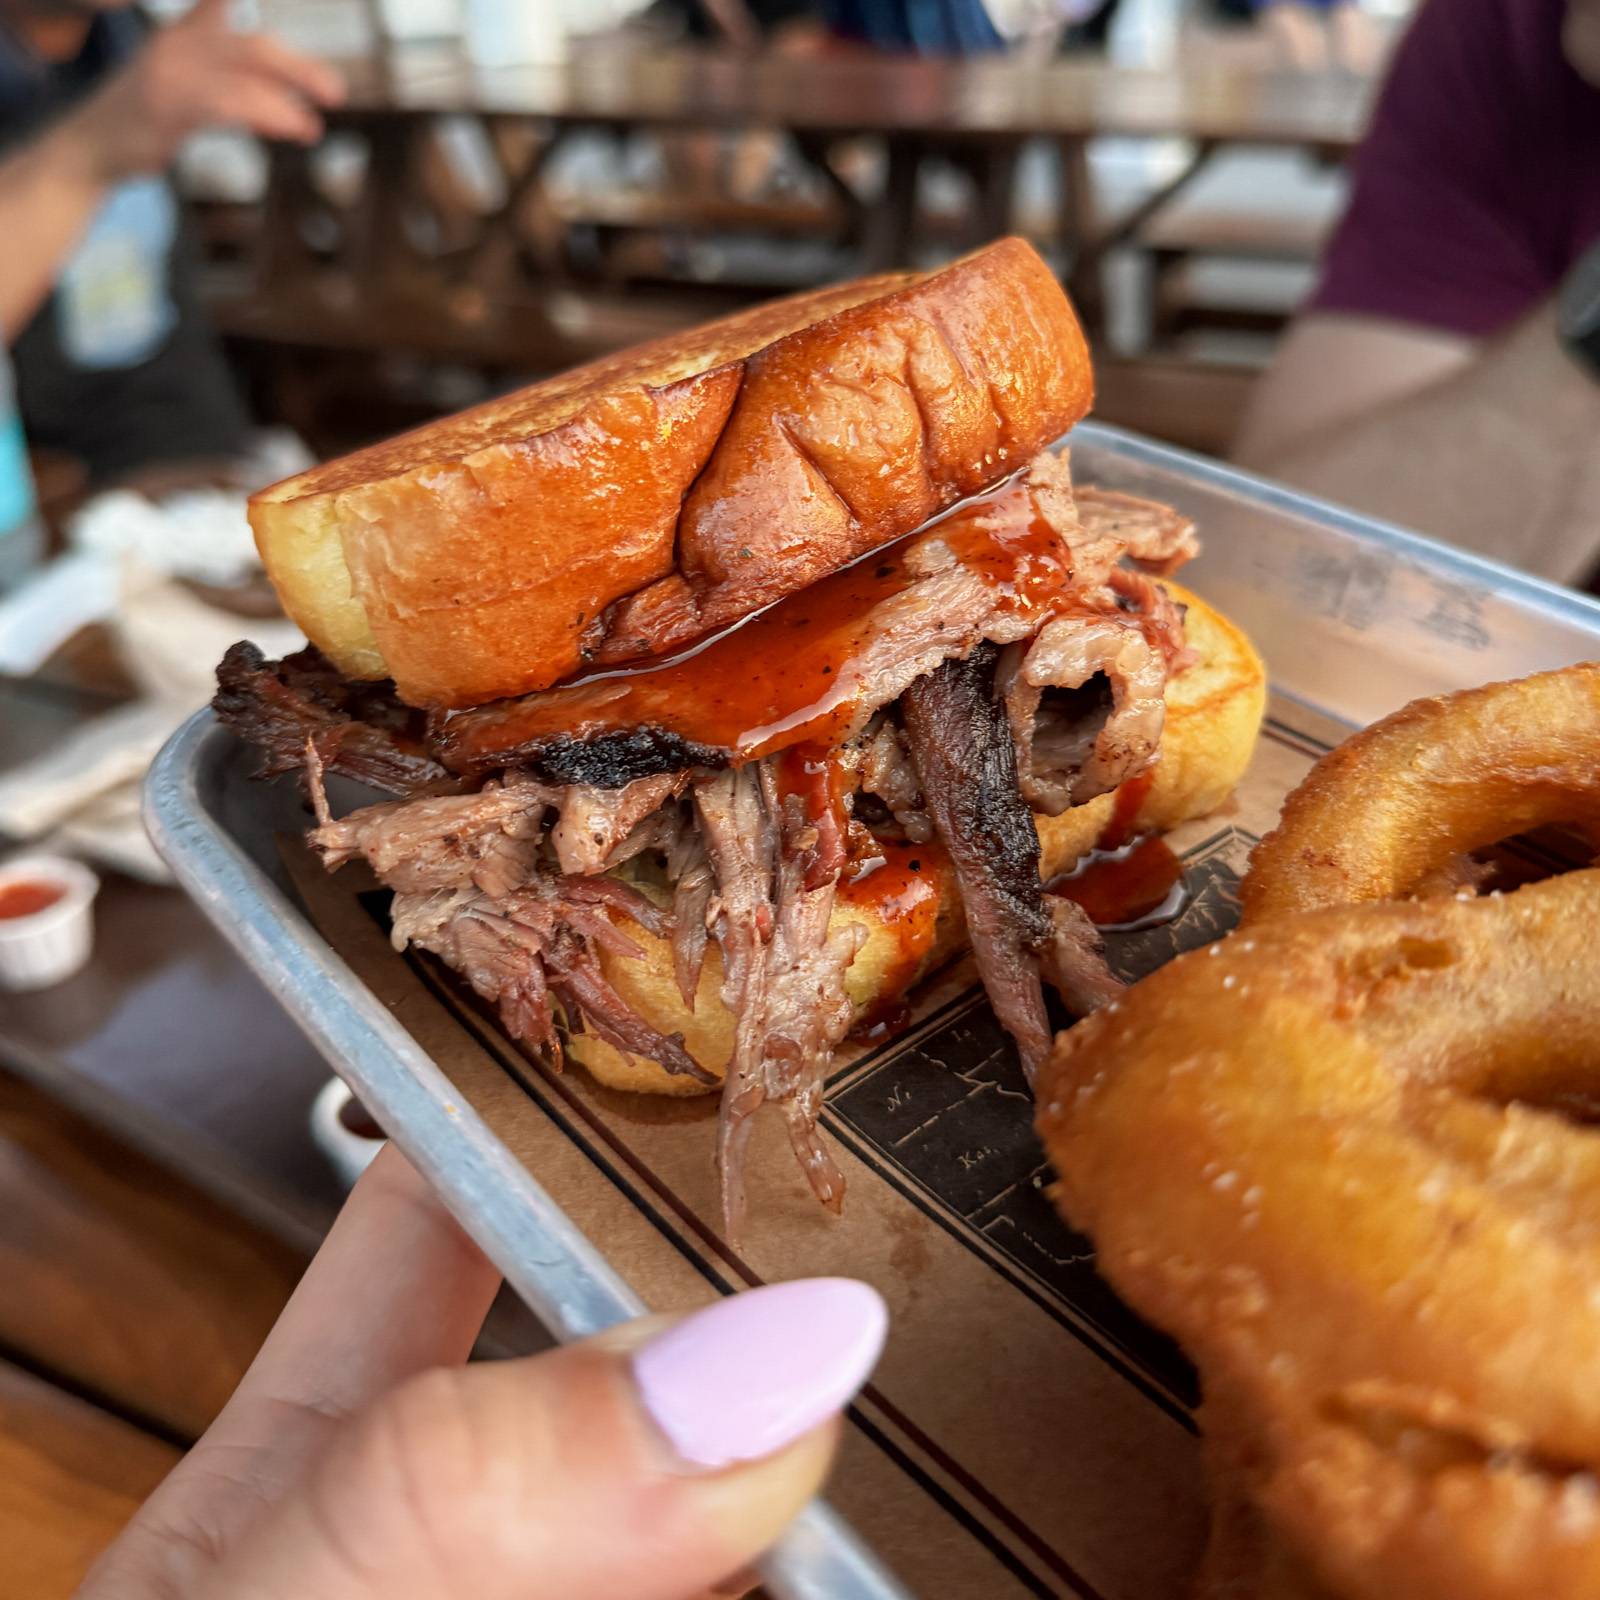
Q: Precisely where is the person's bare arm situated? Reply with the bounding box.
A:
[698,0,761,47]
[0,0,342,336]
[0,118,109,338]
[1234,313,1478,462]
[1234,306,1600,586]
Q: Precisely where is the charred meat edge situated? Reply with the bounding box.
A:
[901,644,1056,1082]
[901,643,1124,1085]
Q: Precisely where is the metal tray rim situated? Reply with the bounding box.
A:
[1075,421,1600,634]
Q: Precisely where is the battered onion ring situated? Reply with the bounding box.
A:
[1241,663,1600,924]
[1038,871,1600,1600]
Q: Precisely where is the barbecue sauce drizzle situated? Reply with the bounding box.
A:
[440,475,1184,1002]
[1048,835,1186,931]
[838,838,948,1040]
[1045,771,1186,931]
[440,473,1073,776]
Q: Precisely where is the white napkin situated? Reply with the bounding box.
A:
[0,561,303,881]
[0,551,120,676]
[0,429,310,675]
[0,702,176,878]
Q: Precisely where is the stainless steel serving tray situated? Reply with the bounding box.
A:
[145,422,1600,1599]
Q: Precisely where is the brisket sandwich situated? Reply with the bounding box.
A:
[214,239,1265,1234]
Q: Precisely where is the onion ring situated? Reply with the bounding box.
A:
[1038,870,1600,1600]
[1240,663,1600,925]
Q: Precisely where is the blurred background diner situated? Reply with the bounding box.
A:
[8,0,1600,1593]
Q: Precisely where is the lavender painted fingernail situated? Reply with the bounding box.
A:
[633,1278,888,1470]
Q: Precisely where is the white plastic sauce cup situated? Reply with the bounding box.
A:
[311,1077,387,1188]
[0,854,98,990]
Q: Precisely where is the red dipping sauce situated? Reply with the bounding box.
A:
[0,880,66,920]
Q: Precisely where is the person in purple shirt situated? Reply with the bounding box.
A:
[1235,0,1600,586]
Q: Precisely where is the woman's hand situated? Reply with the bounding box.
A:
[80,1145,886,1600]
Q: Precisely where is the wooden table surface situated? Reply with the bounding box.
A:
[0,1066,309,1596]
[2,1360,180,1598]
[331,37,1374,150]
[0,664,346,1592]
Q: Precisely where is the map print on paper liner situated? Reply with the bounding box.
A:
[364,821,1257,1423]
[823,824,1258,1420]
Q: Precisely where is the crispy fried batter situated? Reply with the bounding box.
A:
[1043,662,1600,1599]
[1039,872,1600,1600]
[1241,664,1600,924]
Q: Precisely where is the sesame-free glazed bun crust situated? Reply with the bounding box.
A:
[250,239,1093,709]
[571,584,1266,1095]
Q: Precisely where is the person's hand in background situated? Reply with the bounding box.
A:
[0,0,343,336]
[69,0,344,182]
[1257,0,1331,70]
[78,1145,887,1600]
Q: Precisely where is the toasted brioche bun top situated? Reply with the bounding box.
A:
[250,238,1093,709]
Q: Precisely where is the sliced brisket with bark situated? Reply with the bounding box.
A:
[1000,611,1166,812]
[522,727,731,788]
[1072,486,1198,574]
[902,643,1056,1082]
[1042,898,1125,1015]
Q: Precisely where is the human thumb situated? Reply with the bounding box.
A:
[196,1278,888,1600]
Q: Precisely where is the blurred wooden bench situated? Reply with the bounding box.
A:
[0,1069,308,1597]
[1142,205,1330,265]
[547,185,843,241]
[1141,205,1331,349]
[191,34,1367,457]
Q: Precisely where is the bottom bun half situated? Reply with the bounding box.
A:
[570,581,1266,1096]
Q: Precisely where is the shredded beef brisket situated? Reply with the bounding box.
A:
[398,875,711,1084]
[549,773,688,875]
[667,828,715,1009]
[694,765,863,1238]
[309,777,551,895]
